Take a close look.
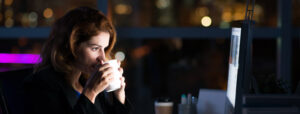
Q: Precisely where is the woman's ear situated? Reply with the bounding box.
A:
[70,28,78,58]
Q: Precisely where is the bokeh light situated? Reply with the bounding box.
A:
[115,51,126,62]
[201,16,212,27]
[222,11,232,22]
[4,8,13,18]
[29,12,38,27]
[233,3,245,21]
[220,21,230,29]
[21,13,29,27]
[28,12,38,22]
[115,4,132,15]
[4,0,13,6]
[5,17,14,28]
[195,7,209,17]
[156,0,170,9]
[233,12,244,21]
[43,8,53,19]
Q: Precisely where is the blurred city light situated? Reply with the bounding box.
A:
[21,13,29,27]
[29,12,38,27]
[4,0,13,6]
[233,3,245,21]
[43,8,53,19]
[132,45,150,59]
[156,0,170,9]
[222,11,232,22]
[5,17,14,28]
[254,4,263,22]
[233,12,244,21]
[115,4,132,15]
[201,16,212,27]
[28,12,38,22]
[220,21,230,29]
[196,7,209,17]
[115,51,126,62]
[4,8,13,18]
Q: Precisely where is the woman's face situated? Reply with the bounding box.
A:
[75,32,110,73]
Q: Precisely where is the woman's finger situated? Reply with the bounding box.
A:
[117,60,121,66]
[103,73,114,82]
[99,73,114,86]
[101,67,114,77]
[98,63,111,71]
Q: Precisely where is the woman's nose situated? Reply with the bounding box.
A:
[96,50,106,63]
[96,56,105,63]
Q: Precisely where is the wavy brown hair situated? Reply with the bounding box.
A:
[35,7,116,75]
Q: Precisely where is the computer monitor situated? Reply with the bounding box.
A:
[226,27,241,109]
[225,20,253,114]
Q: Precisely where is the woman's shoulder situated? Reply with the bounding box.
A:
[23,66,65,91]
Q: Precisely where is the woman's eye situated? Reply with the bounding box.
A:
[91,47,99,51]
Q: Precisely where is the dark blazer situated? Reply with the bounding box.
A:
[23,66,132,114]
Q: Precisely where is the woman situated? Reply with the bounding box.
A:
[23,7,132,114]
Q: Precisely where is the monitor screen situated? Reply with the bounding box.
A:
[225,20,253,114]
[226,27,242,108]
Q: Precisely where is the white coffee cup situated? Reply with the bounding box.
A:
[104,59,121,92]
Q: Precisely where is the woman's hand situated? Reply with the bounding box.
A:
[82,62,115,103]
[114,66,126,104]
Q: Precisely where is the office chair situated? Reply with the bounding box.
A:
[0,67,33,114]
